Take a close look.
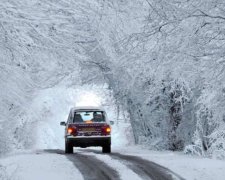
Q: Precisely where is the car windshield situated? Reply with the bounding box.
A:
[73,111,105,123]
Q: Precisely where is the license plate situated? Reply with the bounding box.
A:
[82,128,95,132]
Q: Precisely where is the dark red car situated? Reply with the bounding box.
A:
[60,106,113,153]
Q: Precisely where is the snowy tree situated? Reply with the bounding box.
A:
[0,0,225,158]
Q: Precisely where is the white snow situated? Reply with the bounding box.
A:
[1,146,225,180]
[79,150,142,180]
[116,146,225,180]
[0,1,225,180]
[0,151,83,180]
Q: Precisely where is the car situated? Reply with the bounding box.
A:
[60,106,114,154]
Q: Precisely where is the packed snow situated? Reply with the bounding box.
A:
[117,146,225,180]
[1,147,225,180]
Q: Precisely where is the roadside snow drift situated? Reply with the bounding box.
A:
[0,151,83,180]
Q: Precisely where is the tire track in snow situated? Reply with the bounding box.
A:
[44,149,120,180]
[111,153,185,180]
[77,150,142,180]
[67,153,120,180]
[44,149,185,180]
[80,149,185,180]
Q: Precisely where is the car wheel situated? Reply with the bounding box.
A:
[102,144,111,153]
[65,140,73,154]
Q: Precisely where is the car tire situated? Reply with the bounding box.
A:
[65,140,73,154]
[102,144,111,153]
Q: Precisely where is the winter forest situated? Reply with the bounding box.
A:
[1,0,225,160]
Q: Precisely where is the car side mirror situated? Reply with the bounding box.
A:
[60,121,66,126]
[110,121,114,125]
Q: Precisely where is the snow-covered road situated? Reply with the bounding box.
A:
[1,146,225,180]
[0,149,182,180]
[46,149,182,180]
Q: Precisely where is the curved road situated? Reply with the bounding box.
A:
[44,149,185,180]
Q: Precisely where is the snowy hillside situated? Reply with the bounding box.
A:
[0,0,225,160]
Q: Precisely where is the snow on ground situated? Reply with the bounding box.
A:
[79,149,142,180]
[116,146,225,180]
[0,150,83,180]
[94,155,142,180]
[0,146,225,180]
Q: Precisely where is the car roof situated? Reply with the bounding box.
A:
[71,106,105,112]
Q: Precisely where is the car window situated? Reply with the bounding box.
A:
[73,111,105,123]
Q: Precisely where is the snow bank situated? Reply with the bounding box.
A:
[0,151,83,180]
